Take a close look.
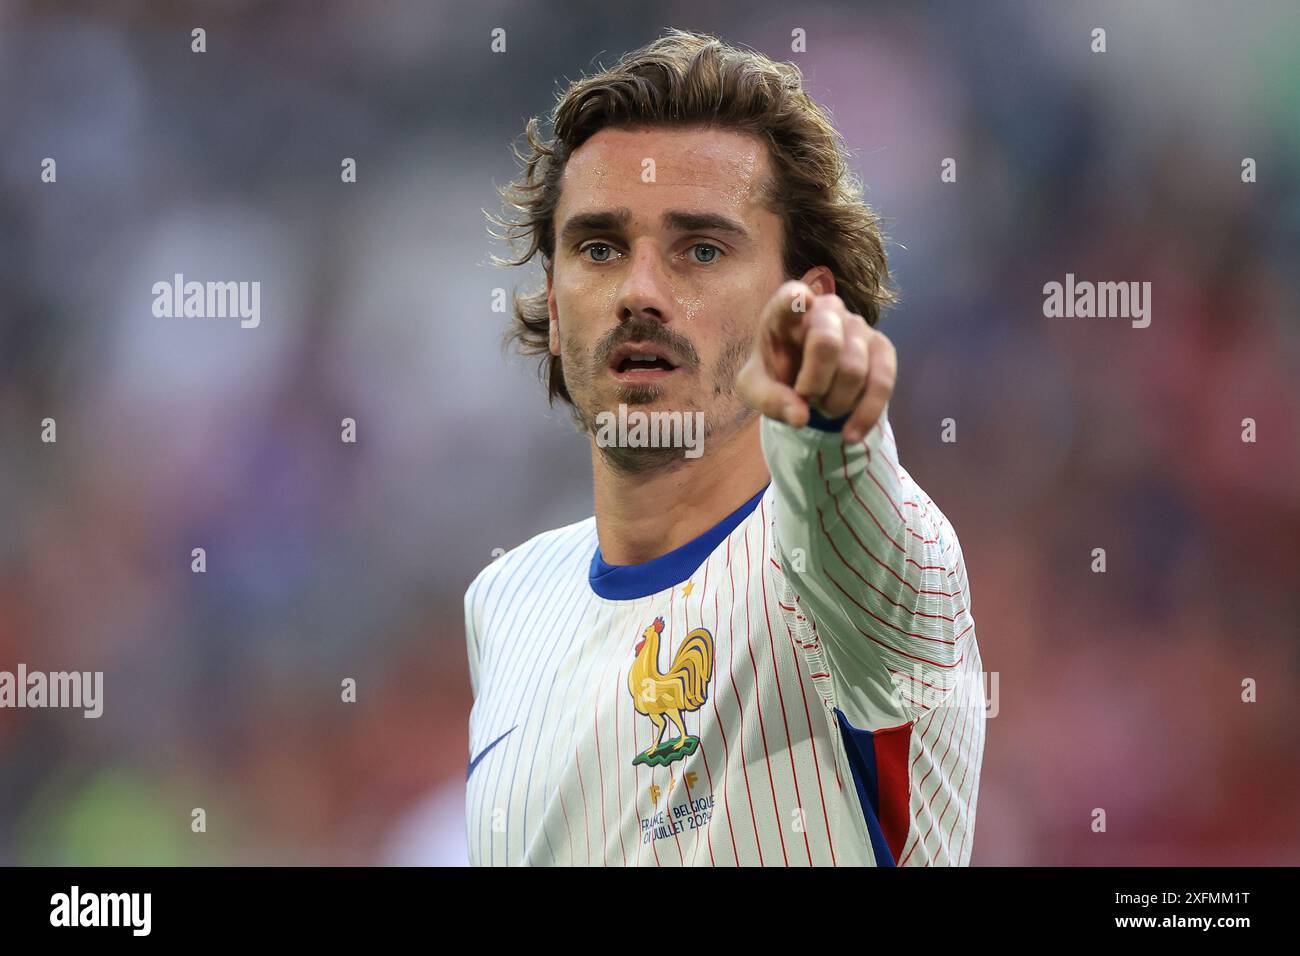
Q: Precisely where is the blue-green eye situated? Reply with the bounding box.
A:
[582,242,617,262]
[691,243,722,263]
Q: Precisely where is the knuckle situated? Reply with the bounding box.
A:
[806,331,842,358]
[840,356,868,381]
[809,309,845,337]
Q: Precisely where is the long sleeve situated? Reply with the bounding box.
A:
[761,404,975,724]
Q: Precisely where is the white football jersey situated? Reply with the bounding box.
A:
[464,407,986,866]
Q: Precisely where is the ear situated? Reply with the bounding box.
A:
[546,268,560,357]
[799,266,836,297]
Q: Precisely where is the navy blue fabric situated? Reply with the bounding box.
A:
[834,707,897,867]
[807,408,850,432]
[588,484,769,600]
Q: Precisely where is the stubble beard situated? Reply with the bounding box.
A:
[565,333,756,478]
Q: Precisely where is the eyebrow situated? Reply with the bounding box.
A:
[557,207,750,248]
[662,210,749,239]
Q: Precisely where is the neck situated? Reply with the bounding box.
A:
[591,415,770,566]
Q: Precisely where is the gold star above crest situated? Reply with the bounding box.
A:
[682,580,694,598]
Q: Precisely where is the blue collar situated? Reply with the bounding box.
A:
[588,484,769,600]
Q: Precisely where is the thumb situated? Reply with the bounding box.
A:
[736,353,810,428]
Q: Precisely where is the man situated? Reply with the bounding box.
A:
[465,29,985,866]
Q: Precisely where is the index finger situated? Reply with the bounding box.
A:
[761,280,815,344]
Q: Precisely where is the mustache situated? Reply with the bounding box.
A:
[593,319,700,370]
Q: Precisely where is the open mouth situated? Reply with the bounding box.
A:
[608,342,681,381]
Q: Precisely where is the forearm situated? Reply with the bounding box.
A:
[761,407,971,717]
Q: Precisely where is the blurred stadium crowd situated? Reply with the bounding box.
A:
[0,0,1297,864]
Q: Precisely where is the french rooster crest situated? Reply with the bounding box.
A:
[627,616,714,767]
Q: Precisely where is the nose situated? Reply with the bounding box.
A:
[615,241,673,325]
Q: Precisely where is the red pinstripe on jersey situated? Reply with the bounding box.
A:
[464,408,984,866]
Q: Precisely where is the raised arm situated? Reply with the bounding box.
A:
[738,281,972,721]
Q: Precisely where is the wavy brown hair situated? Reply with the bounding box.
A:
[489,28,897,408]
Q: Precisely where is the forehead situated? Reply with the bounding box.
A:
[558,125,774,219]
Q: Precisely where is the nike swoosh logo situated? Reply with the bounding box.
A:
[467,726,517,780]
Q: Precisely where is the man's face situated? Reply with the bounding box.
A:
[547,125,788,471]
